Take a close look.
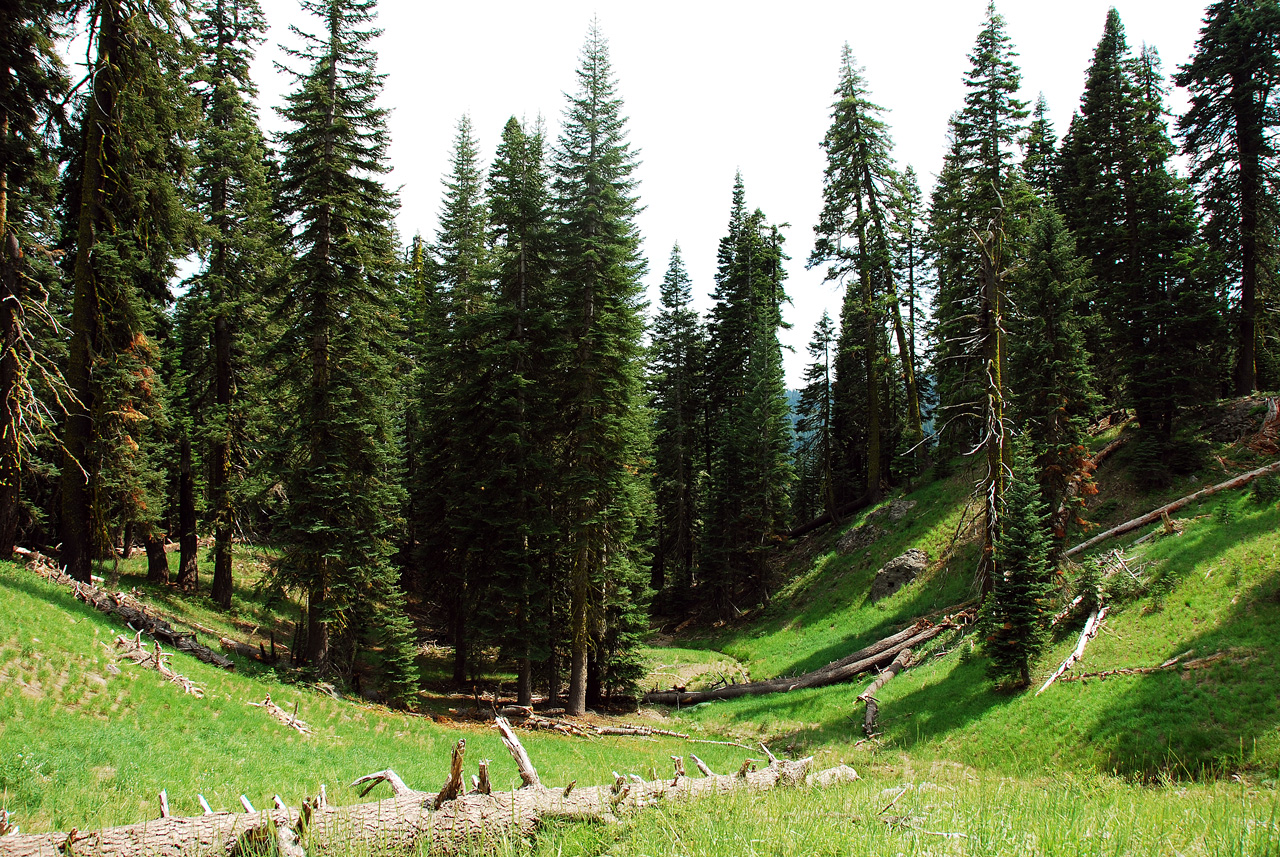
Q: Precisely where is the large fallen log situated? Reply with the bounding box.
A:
[0,717,860,857]
[855,648,913,736]
[16,549,235,671]
[643,607,973,706]
[1065,460,1280,558]
[1035,605,1108,697]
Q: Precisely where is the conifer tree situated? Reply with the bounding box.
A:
[648,244,705,604]
[1007,205,1098,542]
[1058,13,1222,450]
[0,0,70,559]
[182,0,276,606]
[1176,0,1280,394]
[478,116,558,705]
[979,437,1055,688]
[702,200,792,616]
[794,311,837,522]
[1022,94,1058,199]
[60,0,198,582]
[551,22,652,715]
[270,0,416,700]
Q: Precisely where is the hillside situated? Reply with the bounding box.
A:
[3,408,1280,854]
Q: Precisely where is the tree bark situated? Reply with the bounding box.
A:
[145,532,169,585]
[856,647,913,736]
[0,125,21,561]
[1065,459,1280,557]
[643,610,971,706]
[176,435,198,593]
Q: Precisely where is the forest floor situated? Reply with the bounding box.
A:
[2,398,1280,854]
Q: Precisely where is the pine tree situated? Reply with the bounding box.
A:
[979,437,1055,688]
[478,116,558,705]
[59,0,197,582]
[1007,205,1098,543]
[702,201,793,616]
[270,0,416,700]
[1176,0,1280,394]
[1058,13,1223,451]
[648,244,705,606]
[0,0,70,559]
[810,45,920,498]
[794,311,837,521]
[182,0,276,606]
[551,21,652,715]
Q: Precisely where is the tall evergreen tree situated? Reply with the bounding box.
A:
[1022,93,1059,198]
[648,244,705,605]
[794,311,837,522]
[1059,13,1222,450]
[551,22,652,715]
[182,0,275,606]
[702,199,792,616]
[1176,0,1280,394]
[59,0,197,582]
[0,0,70,559]
[270,0,416,700]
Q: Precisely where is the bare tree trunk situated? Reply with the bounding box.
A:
[0,180,21,560]
[175,435,198,592]
[306,572,329,676]
[144,533,169,585]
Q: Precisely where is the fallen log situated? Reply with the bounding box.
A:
[16,550,235,671]
[855,648,913,736]
[1036,605,1108,697]
[114,634,204,698]
[247,693,313,736]
[1058,651,1228,684]
[1066,460,1280,558]
[786,491,874,540]
[643,608,974,706]
[218,635,283,665]
[0,716,860,857]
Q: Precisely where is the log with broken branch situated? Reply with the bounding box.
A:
[643,607,974,706]
[1065,460,1280,558]
[247,693,313,736]
[1058,651,1228,684]
[0,716,862,857]
[855,648,913,736]
[16,549,235,671]
[113,634,203,698]
[1035,605,1109,697]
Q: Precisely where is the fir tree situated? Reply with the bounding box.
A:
[270,0,416,701]
[59,0,198,582]
[1176,0,1280,394]
[648,244,705,605]
[551,21,652,715]
[1007,205,1098,543]
[182,0,276,606]
[0,0,70,558]
[1058,13,1223,450]
[794,311,837,522]
[979,437,1056,688]
[702,200,792,616]
[1022,93,1058,199]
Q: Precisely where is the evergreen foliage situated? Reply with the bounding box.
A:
[648,244,705,606]
[794,311,838,523]
[1058,12,1223,453]
[979,438,1056,688]
[550,21,652,714]
[1176,0,1280,394]
[59,0,198,583]
[269,0,416,701]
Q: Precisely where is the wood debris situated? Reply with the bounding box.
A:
[113,633,204,698]
[247,693,313,735]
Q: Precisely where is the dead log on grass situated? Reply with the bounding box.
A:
[1065,460,1280,558]
[16,550,235,671]
[0,716,860,857]
[113,634,204,698]
[855,648,913,736]
[643,607,973,706]
[247,693,313,736]
[1058,651,1228,684]
[1036,605,1109,696]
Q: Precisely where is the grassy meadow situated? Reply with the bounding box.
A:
[2,426,1280,854]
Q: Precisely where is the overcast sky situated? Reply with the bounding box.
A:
[248,0,1212,386]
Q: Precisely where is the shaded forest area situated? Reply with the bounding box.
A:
[0,0,1276,709]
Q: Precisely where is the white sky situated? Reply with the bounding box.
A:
[249,0,1211,386]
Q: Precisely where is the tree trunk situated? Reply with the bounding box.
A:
[176,435,198,593]
[0,206,21,561]
[977,228,1006,594]
[1234,90,1261,395]
[145,533,169,585]
[61,10,119,584]
[306,573,329,676]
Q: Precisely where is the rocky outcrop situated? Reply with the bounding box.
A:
[869,549,929,602]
